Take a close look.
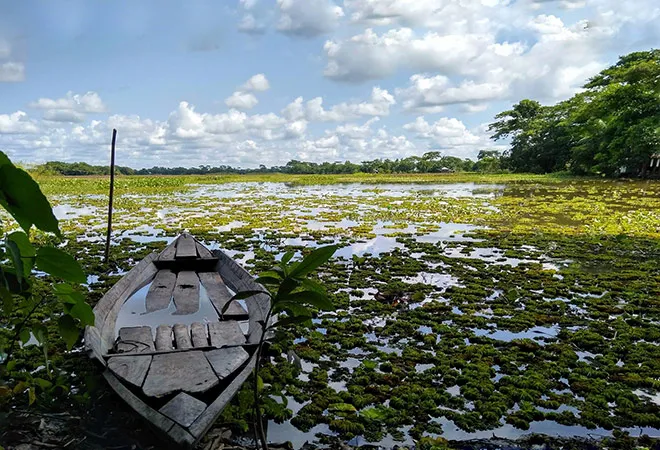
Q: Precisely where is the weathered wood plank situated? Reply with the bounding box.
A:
[190,322,208,348]
[142,351,219,397]
[158,239,178,261]
[168,423,196,447]
[117,326,154,353]
[159,392,207,427]
[155,325,173,351]
[198,272,247,318]
[173,271,200,315]
[176,234,197,259]
[208,321,246,347]
[83,326,105,366]
[195,241,213,258]
[173,324,192,350]
[90,253,158,356]
[145,270,176,313]
[107,355,152,388]
[153,257,218,272]
[103,371,176,434]
[205,347,250,379]
[188,353,257,439]
[212,250,270,345]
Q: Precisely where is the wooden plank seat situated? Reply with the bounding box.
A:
[144,270,248,318]
[115,321,247,355]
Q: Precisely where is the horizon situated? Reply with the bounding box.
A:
[1,1,658,169]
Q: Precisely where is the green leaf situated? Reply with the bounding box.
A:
[8,231,35,277]
[58,315,80,350]
[69,301,94,326]
[277,277,300,297]
[0,285,14,315]
[256,375,264,392]
[54,283,86,305]
[259,270,283,280]
[328,403,357,413]
[254,276,282,286]
[5,239,24,283]
[273,315,312,328]
[28,387,36,405]
[288,245,338,278]
[19,328,31,345]
[301,278,325,294]
[35,246,85,284]
[281,251,295,264]
[280,290,335,311]
[0,153,60,236]
[272,301,312,317]
[32,323,47,345]
[361,406,388,420]
[33,378,52,390]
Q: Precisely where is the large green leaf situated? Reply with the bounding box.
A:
[288,245,338,278]
[36,246,85,284]
[69,301,94,326]
[0,152,60,236]
[58,315,80,350]
[4,239,24,283]
[8,231,35,277]
[280,290,335,311]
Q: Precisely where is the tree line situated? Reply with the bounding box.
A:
[36,152,493,176]
[488,49,660,177]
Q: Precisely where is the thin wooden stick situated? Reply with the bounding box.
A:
[104,129,117,264]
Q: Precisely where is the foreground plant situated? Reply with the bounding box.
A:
[224,244,338,450]
[0,151,90,406]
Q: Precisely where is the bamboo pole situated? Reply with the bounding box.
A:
[104,129,117,264]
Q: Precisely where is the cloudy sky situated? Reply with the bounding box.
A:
[0,1,658,168]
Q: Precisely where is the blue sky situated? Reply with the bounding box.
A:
[0,0,658,168]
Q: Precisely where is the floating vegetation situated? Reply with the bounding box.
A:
[4,174,660,448]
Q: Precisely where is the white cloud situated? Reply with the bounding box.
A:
[323,28,523,83]
[43,109,87,123]
[0,111,39,134]
[282,87,395,122]
[0,61,25,82]
[238,14,266,34]
[242,73,270,92]
[404,116,485,156]
[29,91,106,122]
[397,74,509,112]
[344,0,499,32]
[225,91,259,110]
[277,0,344,37]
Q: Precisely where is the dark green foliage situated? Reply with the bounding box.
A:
[0,151,90,406]
[490,49,660,177]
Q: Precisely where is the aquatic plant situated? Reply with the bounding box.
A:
[223,244,338,450]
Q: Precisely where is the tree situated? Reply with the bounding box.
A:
[489,49,660,176]
[475,150,503,173]
[569,50,660,176]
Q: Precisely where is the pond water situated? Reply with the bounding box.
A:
[48,178,660,447]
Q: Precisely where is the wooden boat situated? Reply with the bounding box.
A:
[84,233,270,447]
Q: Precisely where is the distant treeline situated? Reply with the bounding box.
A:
[36,152,502,176]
